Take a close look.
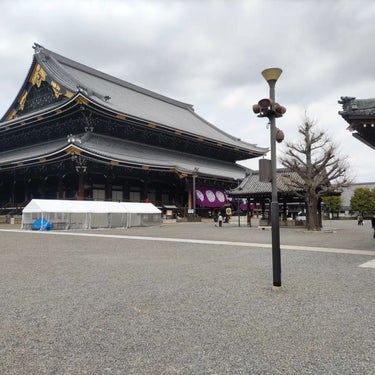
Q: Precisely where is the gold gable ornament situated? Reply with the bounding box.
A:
[51,81,62,99]
[29,64,47,88]
[19,90,28,111]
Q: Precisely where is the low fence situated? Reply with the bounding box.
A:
[0,215,22,224]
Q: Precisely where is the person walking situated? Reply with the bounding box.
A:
[372,215,375,238]
[218,213,223,227]
[357,214,363,225]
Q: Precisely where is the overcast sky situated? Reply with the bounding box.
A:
[1,0,375,182]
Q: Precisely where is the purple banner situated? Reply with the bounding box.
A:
[195,186,228,208]
[240,202,256,210]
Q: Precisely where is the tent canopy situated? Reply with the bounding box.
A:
[23,199,161,214]
[22,199,161,230]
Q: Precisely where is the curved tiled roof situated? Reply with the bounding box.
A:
[25,44,267,154]
[0,132,248,179]
[82,133,247,178]
[227,169,304,196]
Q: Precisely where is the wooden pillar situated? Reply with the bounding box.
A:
[24,177,30,202]
[283,201,287,221]
[247,196,251,226]
[188,187,192,210]
[77,173,85,200]
[105,177,112,201]
[123,181,129,202]
[261,199,269,225]
[142,181,149,202]
[58,176,64,199]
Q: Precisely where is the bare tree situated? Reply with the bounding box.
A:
[279,114,350,230]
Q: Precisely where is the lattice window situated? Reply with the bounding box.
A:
[22,81,62,115]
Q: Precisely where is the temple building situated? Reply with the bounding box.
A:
[0,43,267,215]
[227,169,307,225]
[338,96,375,217]
[339,96,375,149]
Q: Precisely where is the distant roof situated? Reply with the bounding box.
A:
[1,43,267,156]
[227,169,304,196]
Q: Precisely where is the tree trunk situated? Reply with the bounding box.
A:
[307,194,321,231]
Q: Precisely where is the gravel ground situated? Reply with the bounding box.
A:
[0,220,374,374]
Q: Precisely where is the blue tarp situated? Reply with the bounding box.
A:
[31,218,53,231]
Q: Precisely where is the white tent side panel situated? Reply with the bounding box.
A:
[22,199,161,230]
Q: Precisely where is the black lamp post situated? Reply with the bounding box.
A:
[192,167,199,216]
[254,68,285,288]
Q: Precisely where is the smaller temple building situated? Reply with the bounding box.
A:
[339,96,375,149]
[227,169,307,226]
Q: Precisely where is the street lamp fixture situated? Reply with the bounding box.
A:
[254,67,285,288]
[261,67,282,82]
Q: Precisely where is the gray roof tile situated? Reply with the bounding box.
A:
[228,170,304,195]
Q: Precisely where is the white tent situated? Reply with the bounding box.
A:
[22,199,162,230]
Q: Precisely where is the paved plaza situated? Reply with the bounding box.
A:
[0,219,374,374]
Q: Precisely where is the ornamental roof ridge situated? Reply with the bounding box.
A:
[35,46,80,92]
[339,96,375,113]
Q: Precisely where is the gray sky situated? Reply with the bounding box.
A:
[1,0,375,182]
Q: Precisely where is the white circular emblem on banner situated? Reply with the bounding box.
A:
[196,190,204,202]
[216,191,226,202]
[206,190,216,202]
